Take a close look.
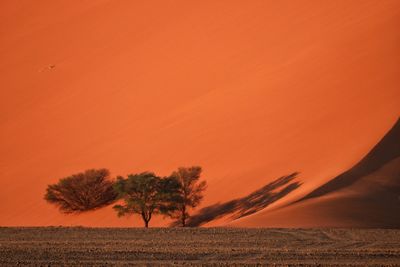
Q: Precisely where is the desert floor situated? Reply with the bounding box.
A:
[1,227,399,266]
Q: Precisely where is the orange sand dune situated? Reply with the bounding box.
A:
[0,0,399,226]
[232,158,400,228]
[231,119,400,227]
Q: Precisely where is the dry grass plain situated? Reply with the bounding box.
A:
[0,227,399,266]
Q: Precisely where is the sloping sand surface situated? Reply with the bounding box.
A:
[232,120,400,227]
[0,1,399,226]
[302,119,400,202]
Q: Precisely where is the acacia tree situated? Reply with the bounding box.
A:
[169,166,207,227]
[113,172,180,228]
[44,169,117,213]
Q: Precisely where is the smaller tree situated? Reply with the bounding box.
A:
[170,166,207,227]
[44,169,117,213]
[113,172,179,228]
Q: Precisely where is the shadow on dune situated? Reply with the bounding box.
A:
[212,118,400,228]
[251,118,400,228]
[300,118,400,202]
[184,172,301,227]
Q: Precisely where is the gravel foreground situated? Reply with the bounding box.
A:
[0,227,399,266]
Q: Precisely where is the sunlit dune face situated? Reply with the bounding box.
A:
[0,0,399,226]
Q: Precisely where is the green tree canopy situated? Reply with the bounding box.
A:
[113,172,180,228]
[44,169,117,213]
[169,166,207,227]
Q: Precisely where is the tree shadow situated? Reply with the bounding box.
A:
[300,118,400,202]
[183,172,301,227]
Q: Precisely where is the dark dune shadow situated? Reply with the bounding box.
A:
[183,172,301,227]
[300,118,400,202]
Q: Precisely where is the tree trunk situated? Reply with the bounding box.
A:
[141,211,150,228]
[181,206,186,227]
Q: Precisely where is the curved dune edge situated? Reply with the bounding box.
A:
[230,118,400,228]
[0,1,399,226]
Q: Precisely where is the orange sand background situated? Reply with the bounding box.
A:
[0,0,399,226]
